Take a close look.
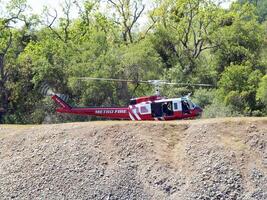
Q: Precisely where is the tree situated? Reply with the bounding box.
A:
[107,0,145,43]
[215,3,264,73]
[118,38,163,97]
[0,0,34,123]
[218,63,263,114]
[257,74,267,108]
[1,0,267,124]
[238,0,267,22]
[152,0,224,75]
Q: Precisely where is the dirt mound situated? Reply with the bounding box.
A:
[0,118,267,200]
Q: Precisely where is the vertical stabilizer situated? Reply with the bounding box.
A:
[52,95,71,110]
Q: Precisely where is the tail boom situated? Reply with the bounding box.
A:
[56,107,130,119]
[52,95,130,119]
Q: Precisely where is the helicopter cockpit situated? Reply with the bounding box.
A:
[181,98,195,114]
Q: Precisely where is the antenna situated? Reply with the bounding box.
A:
[147,80,168,96]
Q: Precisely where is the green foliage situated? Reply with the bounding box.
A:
[202,99,239,118]
[238,0,267,22]
[215,3,264,72]
[160,85,191,98]
[1,0,267,123]
[218,63,263,114]
[257,74,267,108]
[121,40,163,81]
[152,0,225,77]
[191,89,240,119]
[192,89,216,108]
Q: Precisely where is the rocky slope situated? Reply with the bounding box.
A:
[0,118,266,200]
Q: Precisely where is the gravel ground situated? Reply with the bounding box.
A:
[0,118,266,200]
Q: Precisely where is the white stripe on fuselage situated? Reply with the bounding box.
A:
[129,113,135,120]
[132,108,141,120]
[129,106,136,120]
[129,105,141,120]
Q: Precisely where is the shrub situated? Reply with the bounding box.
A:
[202,99,240,118]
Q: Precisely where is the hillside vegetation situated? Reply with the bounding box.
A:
[0,118,266,199]
[0,0,267,124]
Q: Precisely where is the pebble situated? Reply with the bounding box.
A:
[0,121,266,200]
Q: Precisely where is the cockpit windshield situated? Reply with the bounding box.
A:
[187,100,195,109]
[182,99,195,109]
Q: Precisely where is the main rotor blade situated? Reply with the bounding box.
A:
[77,77,213,87]
[162,82,213,87]
[77,77,149,83]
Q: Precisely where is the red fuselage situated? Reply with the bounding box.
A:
[52,95,202,121]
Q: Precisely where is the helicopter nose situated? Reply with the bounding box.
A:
[195,105,203,115]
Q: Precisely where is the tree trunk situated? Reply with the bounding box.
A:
[0,54,9,123]
[0,91,9,123]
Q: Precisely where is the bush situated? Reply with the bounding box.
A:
[202,99,240,118]
[218,63,263,114]
[192,89,216,108]
[257,75,267,106]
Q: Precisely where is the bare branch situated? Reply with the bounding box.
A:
[2,71,9,83]
[193,39,204,58]
[43,8,64,42]
[73,0,83,15]
[107,0,145,43]
[139,15,157,41]
[108,0,118,8]
[47,9,58,27]
[130,3,145,30]
[200,44,219,52]
[2,32,12,56]
[4,4,26,25]
[0,33,12,99]
[62,0,71,42]
[182,3,194,49]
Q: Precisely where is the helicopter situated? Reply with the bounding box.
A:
[41,78,212,121]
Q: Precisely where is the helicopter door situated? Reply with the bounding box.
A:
[181,100,191,114]
[151,101,174,117]
[162,101,173,116]
[151,103,163,117]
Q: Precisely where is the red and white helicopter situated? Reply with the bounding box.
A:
[42,78,212,121]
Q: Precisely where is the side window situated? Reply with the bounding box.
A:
[139,105,151,115]
[140,106,148,113]
[174,103,178,110]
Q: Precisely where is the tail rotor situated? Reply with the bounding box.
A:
[39,83,69,102]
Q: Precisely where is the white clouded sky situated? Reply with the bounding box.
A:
[28,0,57,12]
[27,0,79,18]
[0,0,235,27]
[26,0,235,16]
